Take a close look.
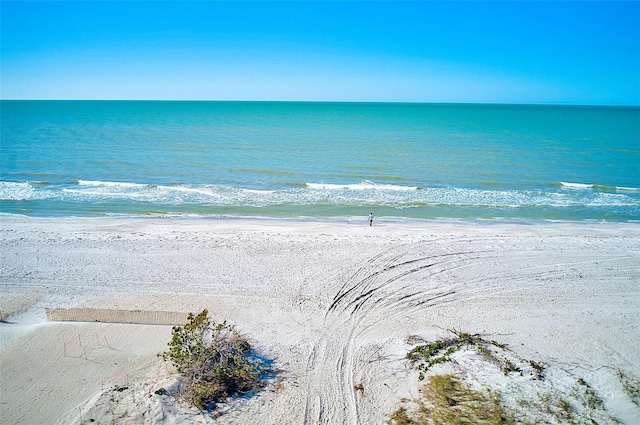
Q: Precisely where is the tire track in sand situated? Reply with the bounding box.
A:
[303,240,496,424]
[302,234,636,423]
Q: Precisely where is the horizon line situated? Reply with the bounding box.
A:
[2,99,638,108]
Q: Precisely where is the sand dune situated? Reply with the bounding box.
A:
[1,217,639,424]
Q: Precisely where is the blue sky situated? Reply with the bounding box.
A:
[2,1,639,105]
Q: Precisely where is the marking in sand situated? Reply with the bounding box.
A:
[303,241,478,424]
[301,236,629,424]
[63,333,113,362]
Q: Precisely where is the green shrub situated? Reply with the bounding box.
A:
[160,310,270,410]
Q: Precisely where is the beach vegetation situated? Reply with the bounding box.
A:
[529,360,545,380]
[574,378,604,411]
[502,358,522,376]
[160,309,271,411]
[405,330,531,379]
[398,331,622,424]
[617,369,640,407]
[388,373,514,425]
[517,381,622,425]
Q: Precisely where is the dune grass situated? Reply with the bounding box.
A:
[389,373,514,425]
[393,330,625,425]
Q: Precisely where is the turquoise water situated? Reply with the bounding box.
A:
[1,100,639,221]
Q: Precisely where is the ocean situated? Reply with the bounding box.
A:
[1,100,639,222]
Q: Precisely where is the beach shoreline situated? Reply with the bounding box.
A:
[1,216,639,424]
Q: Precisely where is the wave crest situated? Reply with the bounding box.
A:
[560,182,640,192]
[306,181,418,191]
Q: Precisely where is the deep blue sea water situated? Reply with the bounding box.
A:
[1,100,639,221]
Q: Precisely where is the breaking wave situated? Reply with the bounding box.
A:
[2,180,639,220]
[560,182,640,191]
[306,181,418,191]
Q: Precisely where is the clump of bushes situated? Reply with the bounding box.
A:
[160,310,270,410]
[405,330,528,381]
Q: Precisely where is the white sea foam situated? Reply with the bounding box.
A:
[63,188,151,200]
[155,184,224,199]
[306,181,418,191]
[52,182,640,210]
[239,188,277,194]
[3,179,638,219]
[561,182,594,189]
[0,181,37,200]
[95,183,275,200]
[560,182,640,193]
[78,180,150,188]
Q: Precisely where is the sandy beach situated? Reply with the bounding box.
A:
[1,216,639,424]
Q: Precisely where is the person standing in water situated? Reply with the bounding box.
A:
[368,212,374,226]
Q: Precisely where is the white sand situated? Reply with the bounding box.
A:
[1,216,639,424]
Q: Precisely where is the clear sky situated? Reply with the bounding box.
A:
[2,1,639,105]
